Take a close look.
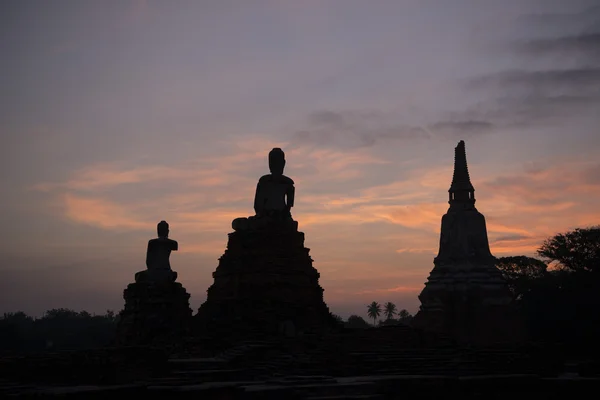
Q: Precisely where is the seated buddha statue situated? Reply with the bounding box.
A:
[135,220,179,283]
[233,148,298,231]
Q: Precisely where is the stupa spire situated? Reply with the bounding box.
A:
[448,140,475,206]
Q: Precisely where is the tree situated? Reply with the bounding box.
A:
[43,308,80,319]
[366,302,381,326]
[383,302,397,320]
[397,309,412,323]
[495,256,548,300]
[345,315,370,329]
[2,312,33,322]
[330,313,344,328]
[0,312,34,353]
[537,226,600,273]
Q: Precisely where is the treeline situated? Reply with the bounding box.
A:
[0,309,117,354]
[332,303,414,329]
[495,226,600,354]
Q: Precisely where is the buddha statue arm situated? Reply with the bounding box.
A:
[253,181,264,215]
[171,239,179,251]
[286,184,295,209]
[145,241,153,269]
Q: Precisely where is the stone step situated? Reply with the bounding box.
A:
[8,384,148,397]
[148,380,254,395]
[168,357,228,370]
[171,368,250,381]
[242,381,379,399]
[239,383,299,399]
[347,355,458,360]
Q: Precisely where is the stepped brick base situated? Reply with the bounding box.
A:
[196,224,336,339]
[117,280,192,347]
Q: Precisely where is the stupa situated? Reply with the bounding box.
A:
[117,221,192,346]
[195,148,335,338]
[412,141,526,345]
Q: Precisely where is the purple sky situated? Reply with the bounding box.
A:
[2,0,599,320]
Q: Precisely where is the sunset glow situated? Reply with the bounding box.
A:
[2,0,599,321]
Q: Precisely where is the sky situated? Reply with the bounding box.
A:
[1,0,599,320]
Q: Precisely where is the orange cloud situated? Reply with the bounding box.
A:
[357,285,422,295]
[178,241,228,255]
[31,137,600,312]
[300,212,380,227]
[63,194,151,230]
[396,248,437,254]
[358,203,445,231]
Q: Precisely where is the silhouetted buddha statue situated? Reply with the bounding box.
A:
[135,220,178,283]
[233,148,298,231]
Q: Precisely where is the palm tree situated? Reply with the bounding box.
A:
[366,302,381,326]
[383,302,397,320]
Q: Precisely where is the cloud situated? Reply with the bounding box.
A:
[315,159,600,257]
[40,135,600,265]
[356,285,421,295]
[291,110,429,149]
[462,7,600,130]
[24,131,600,319]
[63,194,152,230]
[515,6,600,32]
[34,139,405,238]
[396,248,437,255]
[468,68,600,92]
[514,33,600,61]
[358,203,445,232]
[459,88,600,130]
[582,162,600,185]
[429,120,495,137]
[477,161,600,253]
[292,110,499,149]
[34,165,193,192]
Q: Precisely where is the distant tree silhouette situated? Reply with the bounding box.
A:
[383,302,397,320]
[330,313,344,325]
[367,302,381,326]
[0,309,117,354]
[345,315,370,329]
[397,309,413,324]
[496,256,548,300]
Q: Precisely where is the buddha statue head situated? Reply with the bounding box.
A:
[268,148,286,176]
[157,220,169,238]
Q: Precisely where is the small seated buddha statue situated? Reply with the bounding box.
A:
[135,220,179,283]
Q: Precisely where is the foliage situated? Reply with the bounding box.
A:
[366,302,381,326]
[496,256,548,299]
[537,226,600,273]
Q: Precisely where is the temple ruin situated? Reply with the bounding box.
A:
[412,140,526,345]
